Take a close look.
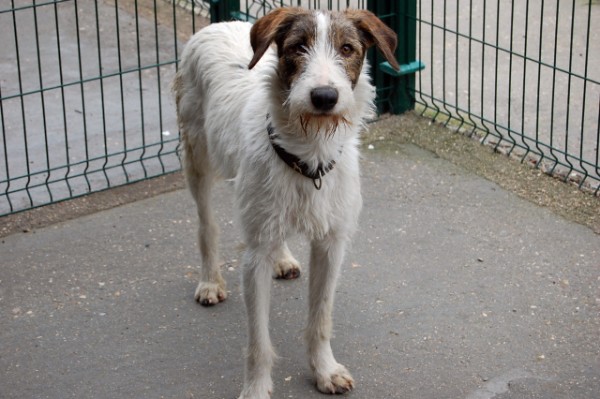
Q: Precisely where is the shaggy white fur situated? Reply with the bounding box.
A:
[174,7,398,398]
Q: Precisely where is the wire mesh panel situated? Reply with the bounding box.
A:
[240,0,367,17]
[0,0,206,216]
[415,0,600,194]
[210,0,367,23]
[2,0,598,217]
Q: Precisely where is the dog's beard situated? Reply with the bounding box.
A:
[280,87,352,138]
[296,113,351,138]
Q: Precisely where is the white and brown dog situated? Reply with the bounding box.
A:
[174,7,398,398]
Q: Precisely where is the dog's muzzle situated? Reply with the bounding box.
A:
[310,86,339,112]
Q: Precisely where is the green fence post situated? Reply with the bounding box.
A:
[368,0,424,114]
[393,0,417,114]
[210,0,240,23]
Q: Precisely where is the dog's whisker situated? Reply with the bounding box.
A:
[293,113,353,139]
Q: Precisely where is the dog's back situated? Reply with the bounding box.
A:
[175,21,274,179]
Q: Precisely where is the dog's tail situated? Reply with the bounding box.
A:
[172,72,184,125]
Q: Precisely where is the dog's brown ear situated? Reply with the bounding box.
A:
[249,7,305,69]
[345,10,400,71]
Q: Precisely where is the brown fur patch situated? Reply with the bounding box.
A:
[248,7,311,70]
[329,14,367,87]
[250,8,398,88]
[275,12,317,89]
[342,9,399,71]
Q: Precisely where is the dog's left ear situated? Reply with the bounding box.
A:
[249,7,306,70]
[344,10,400,71]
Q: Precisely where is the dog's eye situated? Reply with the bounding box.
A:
[340,44,354,57]
[289,42,307,55]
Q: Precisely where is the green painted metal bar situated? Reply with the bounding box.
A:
[93,0,111,186]
[32,0,54,203]
[368,0,424,114]
[547,0,562,176]
[578,0,593,186]
[211,0,240,23]
[0,60,180,103]
[533,0,546,168]
[379,60,424,78]
[454,0,465,131]
[134,0,149,179]
[519,0,532,162]
[73,0,92,193]
[465,0,478,137]
[153,0,167,175]
[11,0,34,208]
[563,0,578,177]
[0,84,12,213]
[53,0,74,198]
[0,0,70,14]
[115,0,130,184]
[1,138,181,188]
[414,18,599,87]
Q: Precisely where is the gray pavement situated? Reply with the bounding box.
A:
[1,144,599,399]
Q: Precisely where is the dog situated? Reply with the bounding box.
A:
[174,7,398,398]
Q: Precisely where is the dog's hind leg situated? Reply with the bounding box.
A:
[306,235,354,394]
[272,242,302,280]
[183,135,227,306]
[239,246,276,399]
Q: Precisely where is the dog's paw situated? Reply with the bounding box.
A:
[237,390,272,399]
[194,281,227,306]
[273,257,302,280]
[315,364,355,395]
[238,380,273,399]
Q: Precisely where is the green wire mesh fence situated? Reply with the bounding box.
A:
[1,1,598,217]
[0,0,207,216]
[211,0,368,22]
[415,0,599,194]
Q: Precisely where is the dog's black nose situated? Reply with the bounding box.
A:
[310,86,339,112]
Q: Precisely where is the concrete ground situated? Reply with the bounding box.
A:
[1,118,599,398]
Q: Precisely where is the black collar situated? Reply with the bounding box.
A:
[266,115,338,190]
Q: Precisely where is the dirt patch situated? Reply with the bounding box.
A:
[0,173,185,238]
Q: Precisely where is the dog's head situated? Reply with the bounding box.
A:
[249,7,399,135]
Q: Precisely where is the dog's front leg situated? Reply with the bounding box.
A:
[239,247,276,399]
[306,235,355,394]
